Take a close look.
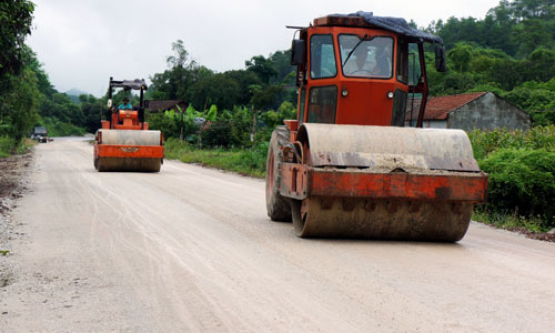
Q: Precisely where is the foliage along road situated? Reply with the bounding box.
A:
[1,138,555,332]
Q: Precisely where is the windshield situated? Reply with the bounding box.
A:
[339,35,394,78]
[34,127,47,135]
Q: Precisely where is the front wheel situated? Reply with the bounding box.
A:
[265,126,292,222]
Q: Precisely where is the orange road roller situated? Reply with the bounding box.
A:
[94,78,164,172]
[266,12,488,241]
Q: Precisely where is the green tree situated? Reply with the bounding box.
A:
[224,70,261,106]
[268,50,295,84]
[245,55,277,84]
[80,95,103,133]
[189,73,241,111]
[0,0,36,142]
[514,19,554,56]
[150,40,214,101]
[0,0,35,85]
[2,68,40,140]
[524,48,555,82]
[447,43,475,73]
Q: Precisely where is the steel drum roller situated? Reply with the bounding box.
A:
[288,124,484,241]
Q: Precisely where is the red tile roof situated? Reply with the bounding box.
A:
[425,92,487,120]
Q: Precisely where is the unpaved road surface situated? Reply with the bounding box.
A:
[1,138,555,333]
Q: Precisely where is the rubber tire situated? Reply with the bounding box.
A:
[265,126,292,222]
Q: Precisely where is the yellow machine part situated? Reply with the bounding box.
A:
[95,129,163,172]
[289,124,485,241]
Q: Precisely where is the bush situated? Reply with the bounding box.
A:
[149,102,296,149]
[0,136,16,158]
[147,110,184,139]
[201,121,239,148]
[478,149,555,229]
[41,117,85,137]
[469,127,555,230]
[469,126,555,160]
[0,136,33,158]
[234,141,269,174]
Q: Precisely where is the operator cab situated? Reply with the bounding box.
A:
[103,78,149,130]
[289,12,446,129]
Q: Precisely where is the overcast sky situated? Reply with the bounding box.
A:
[27,0,503,96]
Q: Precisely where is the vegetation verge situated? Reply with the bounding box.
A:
[470,126,555,236]
[0,137,35,159]
[165,138,267,178]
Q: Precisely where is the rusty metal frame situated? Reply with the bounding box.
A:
[280,162,487,203]
[97,145,164,159]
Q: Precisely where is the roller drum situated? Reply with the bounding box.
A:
[96,157,161,172]
[292,199,473,241]
[95,129,163,172]
[289,124,485,242]
[98,129,162,146]
[297,124,480,173]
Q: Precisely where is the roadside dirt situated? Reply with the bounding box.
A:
[479,222,555,243]
[0,154,31,207]
[528,232,555,241]
[506,226,555,242]
[0,153,32,289]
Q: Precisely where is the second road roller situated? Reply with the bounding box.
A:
[266,12,488,241]
[94,78,164,172]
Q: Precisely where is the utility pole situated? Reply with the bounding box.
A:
[180,108,184,141]
[252,107,256,143]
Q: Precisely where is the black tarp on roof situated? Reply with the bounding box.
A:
[110,79,148,90]
[346,11,443,44]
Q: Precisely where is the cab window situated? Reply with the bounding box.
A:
[397,39,409,83]
[307,85,337,124]
[339,35,394,78]
[310,35,337,79]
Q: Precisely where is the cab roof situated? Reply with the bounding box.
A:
[109,78,148,91]
[313,11,443,44]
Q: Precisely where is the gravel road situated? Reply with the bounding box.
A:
[1,138,555,333]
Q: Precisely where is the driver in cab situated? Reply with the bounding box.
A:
[343,46,372,76]
[343,40,392,78]
[118,97,132,110]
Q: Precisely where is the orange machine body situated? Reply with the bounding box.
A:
[94,78,164,172]
[272,14,488,230]
[95,110,164,161]
[288,14,431,136]
[299,27,405,127]
[105,110,144,130]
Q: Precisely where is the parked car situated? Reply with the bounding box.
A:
[31,126,50,143]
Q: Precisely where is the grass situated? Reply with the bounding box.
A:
[473,210,551,233]
[0,136,35,158]
[164,138,268,178]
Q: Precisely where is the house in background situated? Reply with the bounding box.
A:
[420,92,531,131]
[144,100,188,113]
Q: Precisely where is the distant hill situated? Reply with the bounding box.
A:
[65,88,88,97]
[65,88,89,104]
